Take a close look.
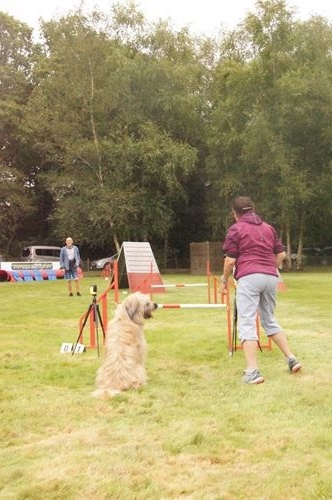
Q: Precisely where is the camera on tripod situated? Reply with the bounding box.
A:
[72,283,105,357]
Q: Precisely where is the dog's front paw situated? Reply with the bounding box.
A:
[92,388,121,400]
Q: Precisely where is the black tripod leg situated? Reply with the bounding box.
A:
[72,303,93,356]
[93,304,100,358]
[96,305,106,340]
[94,304,106,358]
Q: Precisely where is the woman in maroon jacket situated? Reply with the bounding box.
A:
[221,196,302,384]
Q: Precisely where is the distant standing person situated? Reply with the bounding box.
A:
[60,237,81,297]
[220,196,302,384]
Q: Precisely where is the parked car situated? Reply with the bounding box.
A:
[301,247,321,266]
[90,253,118,270]
[21,245,61,262]
[319,247,332,266]
[302,247,321,257]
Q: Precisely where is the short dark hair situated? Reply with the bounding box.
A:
[232,196,254,215]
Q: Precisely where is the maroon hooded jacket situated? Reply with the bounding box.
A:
[222,212,284,280]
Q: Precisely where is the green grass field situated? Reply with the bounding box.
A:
[1,271,332,499]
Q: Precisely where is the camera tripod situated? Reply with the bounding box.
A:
[72,292,106,357]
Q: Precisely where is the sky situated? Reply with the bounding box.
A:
[1,0,332,36]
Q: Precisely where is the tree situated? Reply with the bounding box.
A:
[4,1,332,266]
[0,166,37,256]
[24,8,200,259]
[205,0,332,268]
[0,12,40,256]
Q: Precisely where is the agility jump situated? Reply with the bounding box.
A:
[141,260,221,305]
[76,256,269,356]
[77,258,234,350]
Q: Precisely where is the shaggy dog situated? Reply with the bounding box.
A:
[92,292,158,400]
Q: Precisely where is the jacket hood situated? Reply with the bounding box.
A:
[240,212,263,225]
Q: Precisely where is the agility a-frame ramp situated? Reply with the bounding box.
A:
[117,241,165,293]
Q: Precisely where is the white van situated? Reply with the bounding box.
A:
[21,245,61,262]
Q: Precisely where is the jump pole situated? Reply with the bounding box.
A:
[152,283,207,288]
[157,303,226,309]
[149,260,218,303]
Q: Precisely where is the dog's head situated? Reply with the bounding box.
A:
[122,292,158,324]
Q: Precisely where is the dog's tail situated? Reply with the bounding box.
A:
[91,388,122,400]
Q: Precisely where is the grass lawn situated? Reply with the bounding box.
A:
[1,270,332,499]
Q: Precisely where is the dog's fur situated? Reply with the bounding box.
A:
[92,292,158,400]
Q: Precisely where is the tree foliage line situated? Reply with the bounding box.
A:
[2,0,332,269]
